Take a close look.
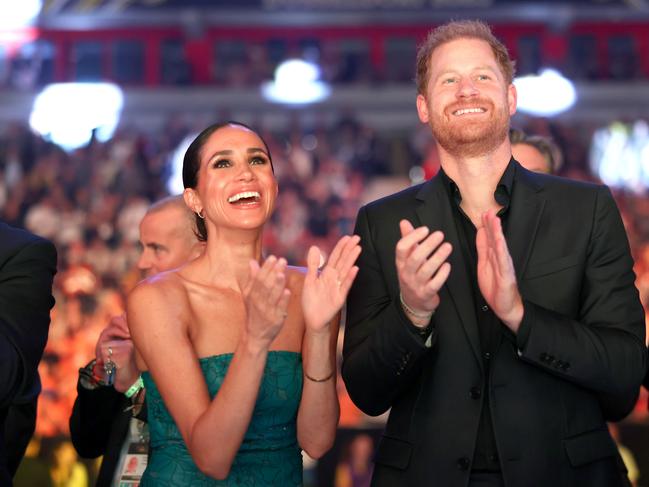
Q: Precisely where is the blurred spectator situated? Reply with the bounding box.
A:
[13,437,54,487]
[41,436,88,487]
[608,423,639,487]
[510,128,563,174]
[334,433,374,487]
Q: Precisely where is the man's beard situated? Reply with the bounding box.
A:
[430,98,510,158]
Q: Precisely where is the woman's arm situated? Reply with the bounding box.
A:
[298,236,361,458]
[128,257,291,480]
[298,315,340,458]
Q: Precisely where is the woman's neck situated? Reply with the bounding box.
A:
[196,227,265,290]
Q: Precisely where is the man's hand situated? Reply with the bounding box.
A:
[396,220,452,326]
[95,314,140,393]
[476,210,524,332]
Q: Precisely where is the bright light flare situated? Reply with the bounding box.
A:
[262,59,330,105]
[30,83,124,151]
[514,69,577,117]
[0,0,42,29]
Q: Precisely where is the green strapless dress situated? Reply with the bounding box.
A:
[141,351,304,486]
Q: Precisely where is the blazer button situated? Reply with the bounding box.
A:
[457,457,471,471]
[469,387,481,400]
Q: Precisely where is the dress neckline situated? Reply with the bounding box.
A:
[197,350,301,362]
[140,350,301,376]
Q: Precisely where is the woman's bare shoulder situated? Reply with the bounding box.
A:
[128,269,189,311]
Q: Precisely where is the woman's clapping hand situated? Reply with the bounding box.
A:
[302,235,361,333]
[242,256,291,348]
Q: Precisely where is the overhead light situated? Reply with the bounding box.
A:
[262,59,330,105]
[514,68,576,117]
[0,0,42,29]
[30,83,123,151]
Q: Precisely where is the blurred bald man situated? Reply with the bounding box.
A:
[137,196,204,277]
[70,196,203,487]
[510,129,563,175]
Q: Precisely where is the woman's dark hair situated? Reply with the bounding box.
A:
[182,121,273,242]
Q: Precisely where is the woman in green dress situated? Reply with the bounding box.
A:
[127,121,360,486]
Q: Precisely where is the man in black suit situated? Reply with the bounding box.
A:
[0,222,56,486]
[342,20,646,487]
[69,195,203,487]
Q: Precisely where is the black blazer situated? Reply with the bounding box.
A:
[70,380,141,487]
[0,222,56,486]
[342,162,646,487]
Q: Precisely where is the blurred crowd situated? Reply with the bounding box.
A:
[1,111,649,485]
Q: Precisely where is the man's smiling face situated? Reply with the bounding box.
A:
[416,37,517,158]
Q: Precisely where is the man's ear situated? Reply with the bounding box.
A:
[508,83,517,116]
[416,94,430,123]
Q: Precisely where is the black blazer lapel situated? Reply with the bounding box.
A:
[492,163,546,355]
[414,175,484,371]
[505,164,546,282]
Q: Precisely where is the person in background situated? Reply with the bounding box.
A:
[334,433,374,487]
[607,423,639,487]
[0,221,57,487]
[69,195,204,487]
[509,128,563,175]
[47,436,88,487]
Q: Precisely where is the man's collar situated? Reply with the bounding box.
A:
[439,157,517,209]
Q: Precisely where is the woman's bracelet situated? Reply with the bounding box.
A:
[124,375,144,399]
[304,369,335,383]
[399,292,433,319]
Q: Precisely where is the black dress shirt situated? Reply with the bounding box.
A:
[440,160,516,473]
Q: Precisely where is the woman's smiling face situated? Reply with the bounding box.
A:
[188,124,278,231]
